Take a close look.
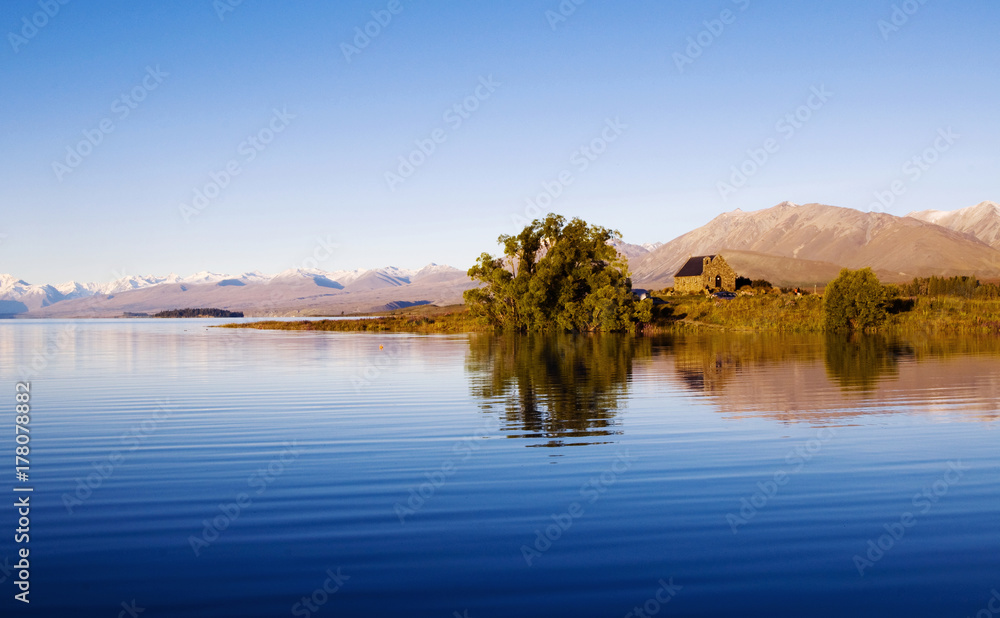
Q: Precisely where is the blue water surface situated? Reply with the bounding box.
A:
[0,320,998,617]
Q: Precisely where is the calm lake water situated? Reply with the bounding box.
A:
[1,319,999,617]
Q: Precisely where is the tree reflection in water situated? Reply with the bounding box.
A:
[823,334,914,391]
[466,334,650,447]
[467,331,1000,435]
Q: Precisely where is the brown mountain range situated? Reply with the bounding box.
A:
[630,202,1000,288]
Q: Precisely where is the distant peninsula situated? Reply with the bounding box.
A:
[152,308,244,318]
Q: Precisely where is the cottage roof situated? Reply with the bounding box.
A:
[674,255,717,277]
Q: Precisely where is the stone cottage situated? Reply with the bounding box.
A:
[673,255,737,293]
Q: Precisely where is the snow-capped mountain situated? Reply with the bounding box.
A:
[54,280,103,300]
[1,274,33,296]
[180,271,230,285]
[0,274,64,312]
[611,239,660,259]
[270,268,346,290]
[1,264,472,317]
[413,263,458,278]
[97,274,183,295]
[908,201,1000,249]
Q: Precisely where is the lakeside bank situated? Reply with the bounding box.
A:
[217,294,1000,335]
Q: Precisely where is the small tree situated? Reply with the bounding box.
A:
[823,268,888,332]
[464,214,651,332]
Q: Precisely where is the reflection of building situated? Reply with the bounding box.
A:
[674,255,736,293]
[674,354,740,394]
[654,334,1000,425]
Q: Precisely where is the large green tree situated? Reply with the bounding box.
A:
[823,268,889,332]
[463,214,651,332]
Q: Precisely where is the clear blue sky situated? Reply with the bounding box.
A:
[2,0,997,284]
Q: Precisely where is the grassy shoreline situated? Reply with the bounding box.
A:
[642,294,1000,335]
[216,295,1000,335]
[217,311,487,333]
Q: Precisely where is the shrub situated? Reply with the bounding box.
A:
[823,268,889,332]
